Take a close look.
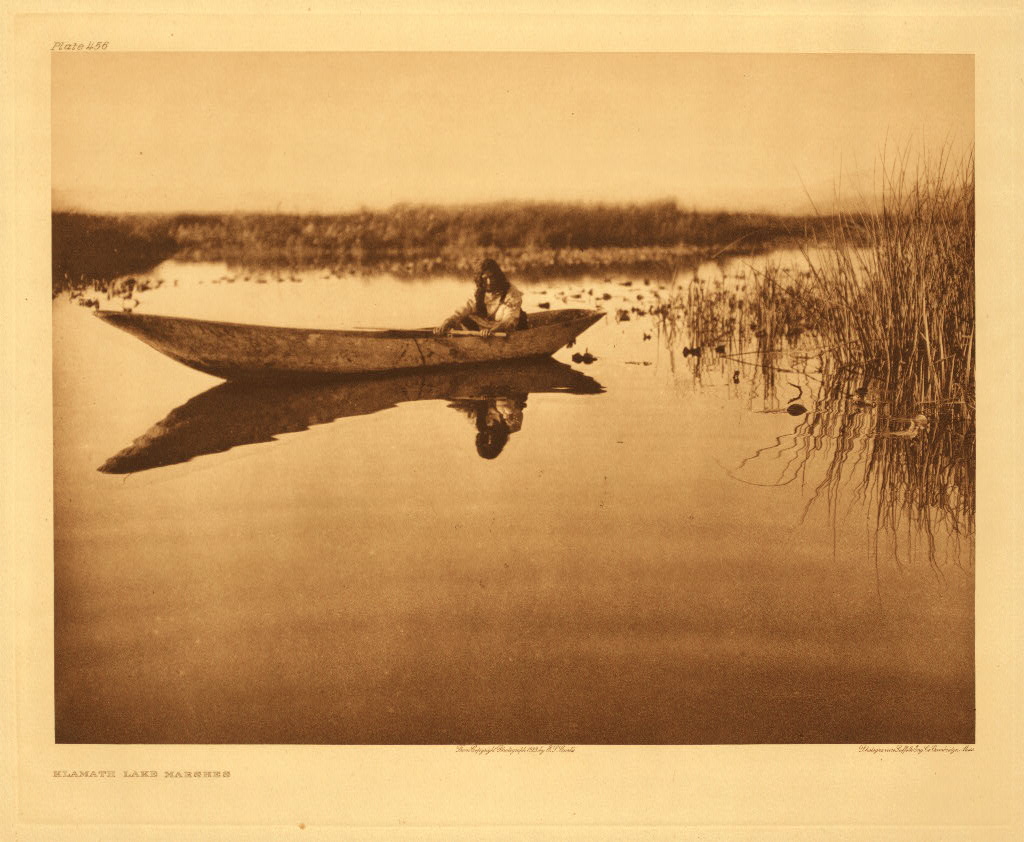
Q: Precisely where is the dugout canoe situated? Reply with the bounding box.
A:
[98,357,604,474]
[93,308,604,380]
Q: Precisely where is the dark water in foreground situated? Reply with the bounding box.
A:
[53,257,973,744]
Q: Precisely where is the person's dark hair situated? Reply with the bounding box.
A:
[474,403,511,459]
[474,258,510,315]
[475,425,510,459]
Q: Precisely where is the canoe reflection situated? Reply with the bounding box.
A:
[99,358,603,473]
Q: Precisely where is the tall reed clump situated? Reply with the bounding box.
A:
[804,148,975,411]
[793,150,976,548]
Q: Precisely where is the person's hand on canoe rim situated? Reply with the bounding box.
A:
[476,314,516,337]
[433,316,461,336]
[434,314,514,337]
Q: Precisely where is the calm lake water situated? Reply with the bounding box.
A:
[53,254,974,744]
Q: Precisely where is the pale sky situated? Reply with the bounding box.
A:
[51,52,973,214]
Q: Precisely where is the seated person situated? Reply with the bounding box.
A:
[434,259,528,336]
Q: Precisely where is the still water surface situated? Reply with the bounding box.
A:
[53,255,973,744]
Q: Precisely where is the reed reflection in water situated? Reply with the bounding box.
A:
[661,263,974,571]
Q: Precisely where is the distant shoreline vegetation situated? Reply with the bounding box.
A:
[51,201,848,293]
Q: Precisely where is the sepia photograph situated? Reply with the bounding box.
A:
[49,50,976,747]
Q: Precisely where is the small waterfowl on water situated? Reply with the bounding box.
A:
[758,401,809,417]
[754,382,809,417]
[785,383,807,415]
[882,413,930,439]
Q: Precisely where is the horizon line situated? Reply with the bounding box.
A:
[50,197,836,218]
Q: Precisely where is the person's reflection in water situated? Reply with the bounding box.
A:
[449,395,527,459]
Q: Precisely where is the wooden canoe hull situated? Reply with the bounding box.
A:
[94,308,604,379]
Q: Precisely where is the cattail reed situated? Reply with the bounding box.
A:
[803,148,975,411]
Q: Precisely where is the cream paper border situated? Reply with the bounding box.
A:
[2,3,1021,839]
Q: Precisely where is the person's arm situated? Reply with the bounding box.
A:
[434,297,476,334]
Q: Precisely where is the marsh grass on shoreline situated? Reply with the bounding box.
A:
[52,201,843,295]
[662,150,974,412]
